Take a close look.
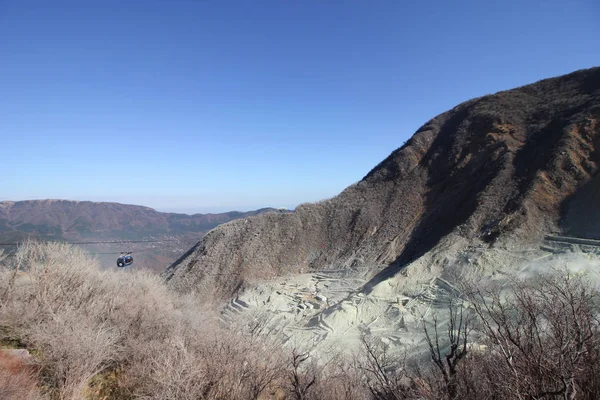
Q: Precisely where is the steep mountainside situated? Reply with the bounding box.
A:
[165,67,600,301]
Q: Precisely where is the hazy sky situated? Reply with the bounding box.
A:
[2,0,599,213]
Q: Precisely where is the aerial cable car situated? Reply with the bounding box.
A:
[116,253,133,268]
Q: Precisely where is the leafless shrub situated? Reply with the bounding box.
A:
[128,338,210,400]
[0,241,122,399]
[313,352,369,400]
[420,299,472,400]
[127,327,288,400]
[358,334,413,400]
[0,350,46,400]
[30,311,120,399]
[0,241,285,398]
[282,348,320,400]
[466,267,600,399]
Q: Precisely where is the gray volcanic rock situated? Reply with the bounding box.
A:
[165,67,600,301]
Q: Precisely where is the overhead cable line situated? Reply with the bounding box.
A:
[0,238,199,246]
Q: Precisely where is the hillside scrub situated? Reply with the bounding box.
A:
[458,268,600,399]
[0,350,45,400]
[0,241,296,399]
[1,241,600,399]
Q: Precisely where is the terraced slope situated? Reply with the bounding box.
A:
[165,67,600,301]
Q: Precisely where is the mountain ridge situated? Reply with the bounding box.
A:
[0,199,283,272]
[0,199,281,241]
[165,66,600,300]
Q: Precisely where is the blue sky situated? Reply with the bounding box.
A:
[1,0,599,213]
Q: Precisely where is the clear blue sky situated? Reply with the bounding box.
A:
[2,0,599,213]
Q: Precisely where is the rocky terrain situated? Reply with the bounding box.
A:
[0,200,281,272]
[165,67,600,300]
[162,67,600,358]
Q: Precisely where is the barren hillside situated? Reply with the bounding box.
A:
[165,67,600,300]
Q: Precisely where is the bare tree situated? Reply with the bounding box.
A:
[421,299,471,400]
[467,267,600,399]
[317,353,370,400]
[285,348,318,400]
[358,334,412,400]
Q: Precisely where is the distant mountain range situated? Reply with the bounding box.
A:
[0,200,284,272]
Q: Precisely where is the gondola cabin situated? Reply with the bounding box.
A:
[117,254,133,268]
